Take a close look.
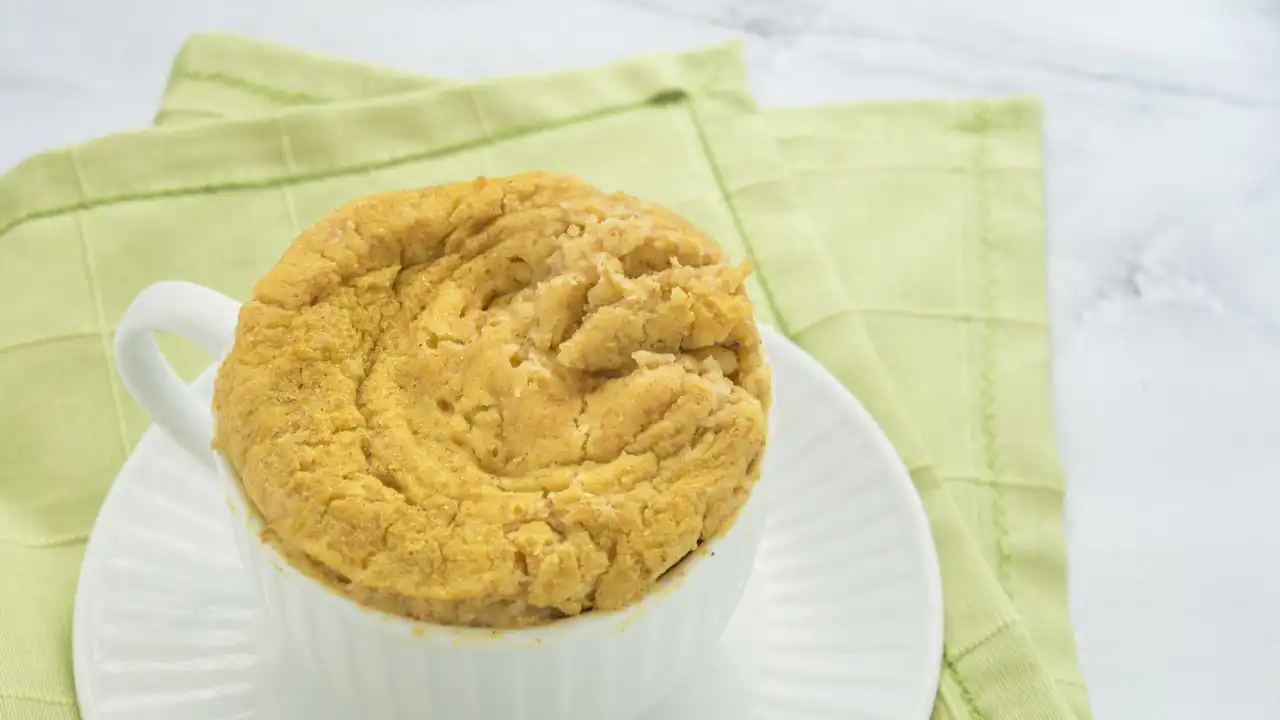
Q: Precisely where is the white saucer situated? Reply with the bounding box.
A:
[73,332,943,719]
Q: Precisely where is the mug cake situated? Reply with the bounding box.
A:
[212,171,771,629]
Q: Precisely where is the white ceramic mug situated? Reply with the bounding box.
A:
[113,280,769,720]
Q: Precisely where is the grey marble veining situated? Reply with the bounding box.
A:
[1,0,1279,717]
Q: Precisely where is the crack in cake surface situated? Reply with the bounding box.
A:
[214,172,770,628]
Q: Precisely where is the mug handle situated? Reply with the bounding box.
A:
[113,281,242,470]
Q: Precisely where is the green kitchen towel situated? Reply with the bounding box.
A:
[0,35,1088,720]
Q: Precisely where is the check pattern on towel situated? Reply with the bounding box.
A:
[0,34,1087,719]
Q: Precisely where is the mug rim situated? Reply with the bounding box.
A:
[215,451,765,646]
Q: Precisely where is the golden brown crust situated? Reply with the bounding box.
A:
[213,172,770,628]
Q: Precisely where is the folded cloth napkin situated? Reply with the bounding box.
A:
[0,34,1089,720]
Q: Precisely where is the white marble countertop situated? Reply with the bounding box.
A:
[3,0,1279,717]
